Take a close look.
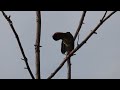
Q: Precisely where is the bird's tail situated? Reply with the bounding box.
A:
[52,32,66,41]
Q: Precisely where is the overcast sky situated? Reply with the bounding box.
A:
[0,11,120,79]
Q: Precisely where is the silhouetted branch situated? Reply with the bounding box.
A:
[67,58,71,79]
[101,11,107,21]
[73,11,87,40]
[47,11,117,79]
[1,11,35,79]
[35,11,41,79]
[66,11,86,79]
[67,57,71,79]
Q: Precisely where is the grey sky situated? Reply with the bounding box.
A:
[0,11,120,79]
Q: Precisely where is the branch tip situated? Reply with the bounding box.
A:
[24,67,28,69]
[34,45,42,47]
[94,32,97,34]
[21,58,25,60]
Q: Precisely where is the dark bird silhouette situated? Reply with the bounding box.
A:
[52,32,74,54]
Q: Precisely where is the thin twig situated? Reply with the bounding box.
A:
[47,11,117,79]
[35,11,41,79]
[1,11,35,79]
[101,11,107,21]
[77,33,80,45]
[73,11,87,41]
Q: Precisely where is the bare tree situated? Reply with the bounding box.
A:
[1,11,117,79]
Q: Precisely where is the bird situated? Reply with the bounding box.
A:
[52,32,74,54]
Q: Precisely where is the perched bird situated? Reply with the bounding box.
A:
[52,32,74,54]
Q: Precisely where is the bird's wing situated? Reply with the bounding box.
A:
[61,41,66,54]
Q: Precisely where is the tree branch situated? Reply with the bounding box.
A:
[73,11,87,40]
[67,57,71,79]
[67,11,86,79]
[47,11,117,79]
[101,11,107,21]
[1,11,35,79]
[35,11,41,79]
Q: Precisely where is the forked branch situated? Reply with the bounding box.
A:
[101,11,107,21]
